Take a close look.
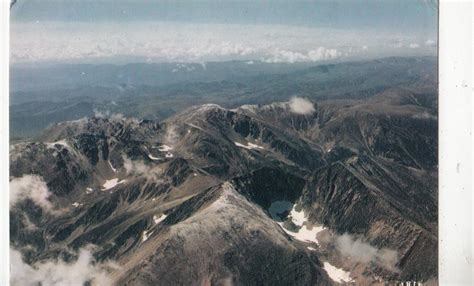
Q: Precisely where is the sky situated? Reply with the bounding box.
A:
[10,0,438,64]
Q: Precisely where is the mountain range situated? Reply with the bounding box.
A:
[10,75,438,285]
[10,57,436,139]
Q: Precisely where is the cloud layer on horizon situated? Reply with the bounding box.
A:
[11,22,436,64]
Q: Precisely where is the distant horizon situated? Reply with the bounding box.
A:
[10,54,438,68]
[11,0,437,65]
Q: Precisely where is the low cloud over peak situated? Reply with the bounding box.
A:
[335,233,399,272]
[10,175,53,211]
[288,97,315,115]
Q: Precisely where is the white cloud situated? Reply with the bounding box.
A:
[10,175,54,212]
[409,43,420,49]
[92,109,110,118]
[164,124,180,146]
[425,39,436,47]
[92,110,139,124]
[335,233,399,272]
[308,47,342,61]
[172,63,199,73]
[288,97,315,115]
[10,247,118,286]
[261,47,341,63]
[393,42,404,48]
[109,113,127,121]
[10,22,435,64]
[122,156,163,180]
[262,49,307,63]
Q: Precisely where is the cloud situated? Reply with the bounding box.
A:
[262,47,341,63]
[172,63,197,73]
[93,109,124,119]
[10,246,118,286]
[109,113,127,121]
[335,233,399,272]
[164,125,180,146]
[122,156,163,180]
[288,97,315,115]
[409,43,420,49]
[425,39,436,47]
[92,109,139,123]
[93,109,111,118]
[10,22,435,64]
[308,47,342,61]
[10,175,53,212]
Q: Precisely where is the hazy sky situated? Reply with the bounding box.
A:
[11,0,437,64]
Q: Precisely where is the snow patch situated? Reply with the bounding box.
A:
[157,145,173,152]
[277,204,326,245]
[142,230,153,242]
[72,202,81,208]
[148,154,160,160]
[323,262,353,283]
[280,223,325,245]
[46,140,70,150]
[108,161,117,173]
[307,247,316,251]
[234,142,265,150]
[85,187,93,194]
[197,104,222,112]
[102,178,125,190]
[153,214,167,224]
[288,206,306,227]
[165,152,174,158]
[237,104,258,112]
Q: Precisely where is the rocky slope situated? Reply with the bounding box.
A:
[10,87,437,285]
